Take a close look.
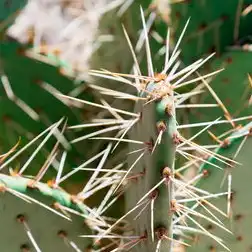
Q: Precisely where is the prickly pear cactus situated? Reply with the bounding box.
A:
[186,122,252,251]
[0,119,96,251]
[74,10,241,252]
[1,2,252,252]
[0,0,150,180]
[164,0,252,64]
[186,47,252,144]
[0,174,93,252]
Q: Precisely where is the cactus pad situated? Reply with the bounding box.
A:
[186,47,252,144]
[168,0,252,63]
[186,122,252,251]
[0,173,93,252]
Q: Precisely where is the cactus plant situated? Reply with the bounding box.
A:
[185,122,252,251]
[0,119,96,252]
[185,46,252,144]
[64,9,249,252]
[0,0,152,183]
[154,0,252,64]
[1,1,252,252]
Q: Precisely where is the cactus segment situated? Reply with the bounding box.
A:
[186,48,252,144]
[186,122,252,251]
[167,0,252,64]
[0,173,93,252]
[77,11,232,252]
[126,77,177,252]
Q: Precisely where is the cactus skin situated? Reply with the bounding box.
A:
[186,47,252,144]
[126,83,177,251]
[0,173,93,252]
[186,122,252,251]
[166,0,252,64]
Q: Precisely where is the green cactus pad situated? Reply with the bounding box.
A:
[0,173,93,252]
[186,48,252,144]
[186,122,252,251]
[168,0,252,64]
[0,39,97,178]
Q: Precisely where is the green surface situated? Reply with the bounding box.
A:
[187,48,252,144]
[187,122,252,251]
[169,0,252,64]
[0,173,92,252]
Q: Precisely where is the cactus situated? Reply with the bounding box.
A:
[0,173,93,252]
[0,0,151,179]
[153,0,252,64]
[65,9,248,252]
[185,122,252,251]
[1,1,252,252]
[185,47,252,144]
[0,119,96,252]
